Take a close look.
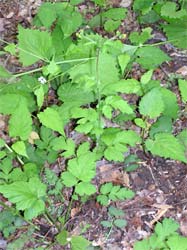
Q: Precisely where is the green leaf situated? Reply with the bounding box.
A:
[150,116,172,138]
[102,8,127,20]
[9,101,32,140]
[104,145,126,162]
[134,238,150,250]
[133,0,154,14]
[36,3,57,28]
[12,141,28,158]
[0,94,23,114]
[155,218,179,240]
[71,236,90,250]
[38,107,65,136]
[0,178,46,220]
[146,133,187,163]
[136,46,170,69]
[140,70,153,85]
[139,88,164,118]
[104,19,121,32]
[75,182,96,196]
[56,230,68,246]
[100,182,113,194]
[177,129,187,160]
[118,54,130,73]
[34,85,44,109]
[61,172,78,187]
[178,79,187,103]
[101,220,112,228]
[129,27,152,45]
[108,206,124,217]
[167,235,187,250]
[114,219,127,228]
[18,26,53,66]
[97,194,109,205]
[160,88,179,119]
[4,43,17,56]
[162,20,187,49]
[161,2,187,19]
[105,95,134,114]
[0,65,12,78]
[68,152,96,182]
[134,118,147,128]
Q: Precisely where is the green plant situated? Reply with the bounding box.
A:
[97,182,135,206]
[0,0,187,248]
[134,218,187,250]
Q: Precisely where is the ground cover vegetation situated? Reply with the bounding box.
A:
[0,0,187,249]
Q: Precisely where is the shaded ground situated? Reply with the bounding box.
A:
[0,1,187,250]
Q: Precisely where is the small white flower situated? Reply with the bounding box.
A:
[38,76,47,84]
[67,237,72,242]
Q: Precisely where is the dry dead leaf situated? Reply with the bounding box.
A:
[28,131,40,144]
[71,207,81,218]
[176,66,187,76]
[149,204,172,226]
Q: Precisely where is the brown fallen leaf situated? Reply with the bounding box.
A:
[71,207,81,218]
[149,204,172,227]
[28,131,40,144]
[176,66,187,77]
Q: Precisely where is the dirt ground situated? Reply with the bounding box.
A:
[0,1,187,249]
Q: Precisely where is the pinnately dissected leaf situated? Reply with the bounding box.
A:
[145,133,187,163]
[38,107,65,136]
[0,177,46,220]
[18,26,53,66]
[139,88,164,118]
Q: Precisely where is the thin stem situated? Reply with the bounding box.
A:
[105,223,114,242]
[4,143,24,165]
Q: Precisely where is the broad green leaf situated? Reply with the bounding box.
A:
[167,235,187,250]
[163,20,187,49]
[129,27,152,45]
[177,129,187,159]
[114,219,127,228]
[9,101,32,140]
[101,221,112,228]
[75,182,96,195]
[0,178,46,220]
[104,145,126,162]
[38,107,65,136]
[134,239,150,250]
[116,130,141,146]
[160,88,179,119]
[178,79,187,103]
[12,141,28,158]
[108,206,124,217]
[150,116,172,138]
[139,88,164,118]
[56,230,68,246]
[136,46,170,69]
[141,70,153,85]
[133,0,155,14]
[104,20,121,32]
[145,133,187,163]
[36,3,56,28]
[18,26,53,66]
[0,94,24,114]
[0,65,12,78]
[101,79,141,96]
[71,236,90,250]
[34,85,44,109]
[118,54,130,73]
[105,95,134,114]
[68,152,96,182]
[102,8,127,20]
[4,43,17,56]
[0,138,5,148]
[134,118,147,128]
[161,2,187,19]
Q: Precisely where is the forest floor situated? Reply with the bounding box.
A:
[0,0,187,250]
